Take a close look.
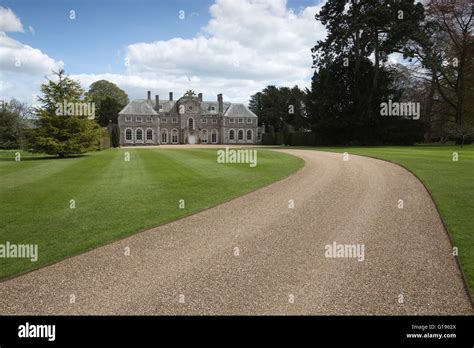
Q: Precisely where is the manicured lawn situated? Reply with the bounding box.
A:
[0,148,304,279]
[297,145,474,297]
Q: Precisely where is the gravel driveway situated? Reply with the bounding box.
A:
[0,149,471,315]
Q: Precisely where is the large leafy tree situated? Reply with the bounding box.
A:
[249,85,307,132]
[307,0,426,145]
[96,96,123,126]
[86,80,128,117]
[29,69,100,157]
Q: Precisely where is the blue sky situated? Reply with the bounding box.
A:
[0,0,327,104]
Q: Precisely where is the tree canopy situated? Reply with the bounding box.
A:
[29,69,100,157]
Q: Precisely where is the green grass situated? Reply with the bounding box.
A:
[295,145,474,297]
[0,148,304,279]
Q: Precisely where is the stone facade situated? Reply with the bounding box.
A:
[118,90,261,145]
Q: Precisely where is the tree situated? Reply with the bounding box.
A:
[96,96,122,126]
[86,80,129,112]
[0,99,33,149]
[249,85,307,132]
[111,123,120,148]
[282,122,293,146]
[424,2,474,145]
[29,69,100,157]
[307,0,427,145]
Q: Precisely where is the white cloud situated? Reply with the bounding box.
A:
[116,0,326,103]
[0,7,24,32]
[0,9,63,103]
[4,0,327,105]
[28,25,35,35]
[0,32,63,75]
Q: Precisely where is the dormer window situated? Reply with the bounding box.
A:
[136,116,142,122]
[238,118,243,123]
[210,106,216,111]
[146,116,151,122]
[125,116,132,122]
[247,118,252,124]
[229,118,235,124]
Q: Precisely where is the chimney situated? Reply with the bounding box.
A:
[217,93,223,113]
[147,91,151,100]
[198,93,203,102]
[169,92,173,101]
[155,95,159,112]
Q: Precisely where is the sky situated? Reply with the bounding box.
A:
[0,0,328,105]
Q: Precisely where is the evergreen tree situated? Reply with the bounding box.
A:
[29,69,100,157]
[111,123,120,148]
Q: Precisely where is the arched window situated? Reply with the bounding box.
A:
[136,129,143,141]
[188,117,194,130]
[238,129,244,141]
[125,129,132,141]
[246,129,252,141]
[146,129,153,141]
[171,129,179,144]
[161,130,168,144]
[211,130,218,143]
[229,129,235,141]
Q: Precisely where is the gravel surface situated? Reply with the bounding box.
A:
[0,149,471,315]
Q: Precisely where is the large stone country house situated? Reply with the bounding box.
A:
[118,90,262,145]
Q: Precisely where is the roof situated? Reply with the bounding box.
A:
[119,98,257,118]
[224,103,258,118]
[119,100,157,115]
[201,101,231,113]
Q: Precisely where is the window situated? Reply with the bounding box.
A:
[161,118,167,123]
[188,105,193,111]
[159,104,163,110]
[161,130,168,144]
[136,129,143,141]
[201,130,208,144]
[172,117,178,123]
[188,117,194,130]
[238,129,244,140]
[125,129,132,141]
[238,118,243,124]
[171,129,178,144]
[229,118,235,124]
[202,118,207,124]
[125,116,132,122]
[146,129,153,141]
[211,130,217,143]
[229,129,235,140]
[212,118,217,124]
[146,116,151,122]
[136,116,142,122]
[210,106,216,111]
[246,129,252,141]
[247,118,253,124]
